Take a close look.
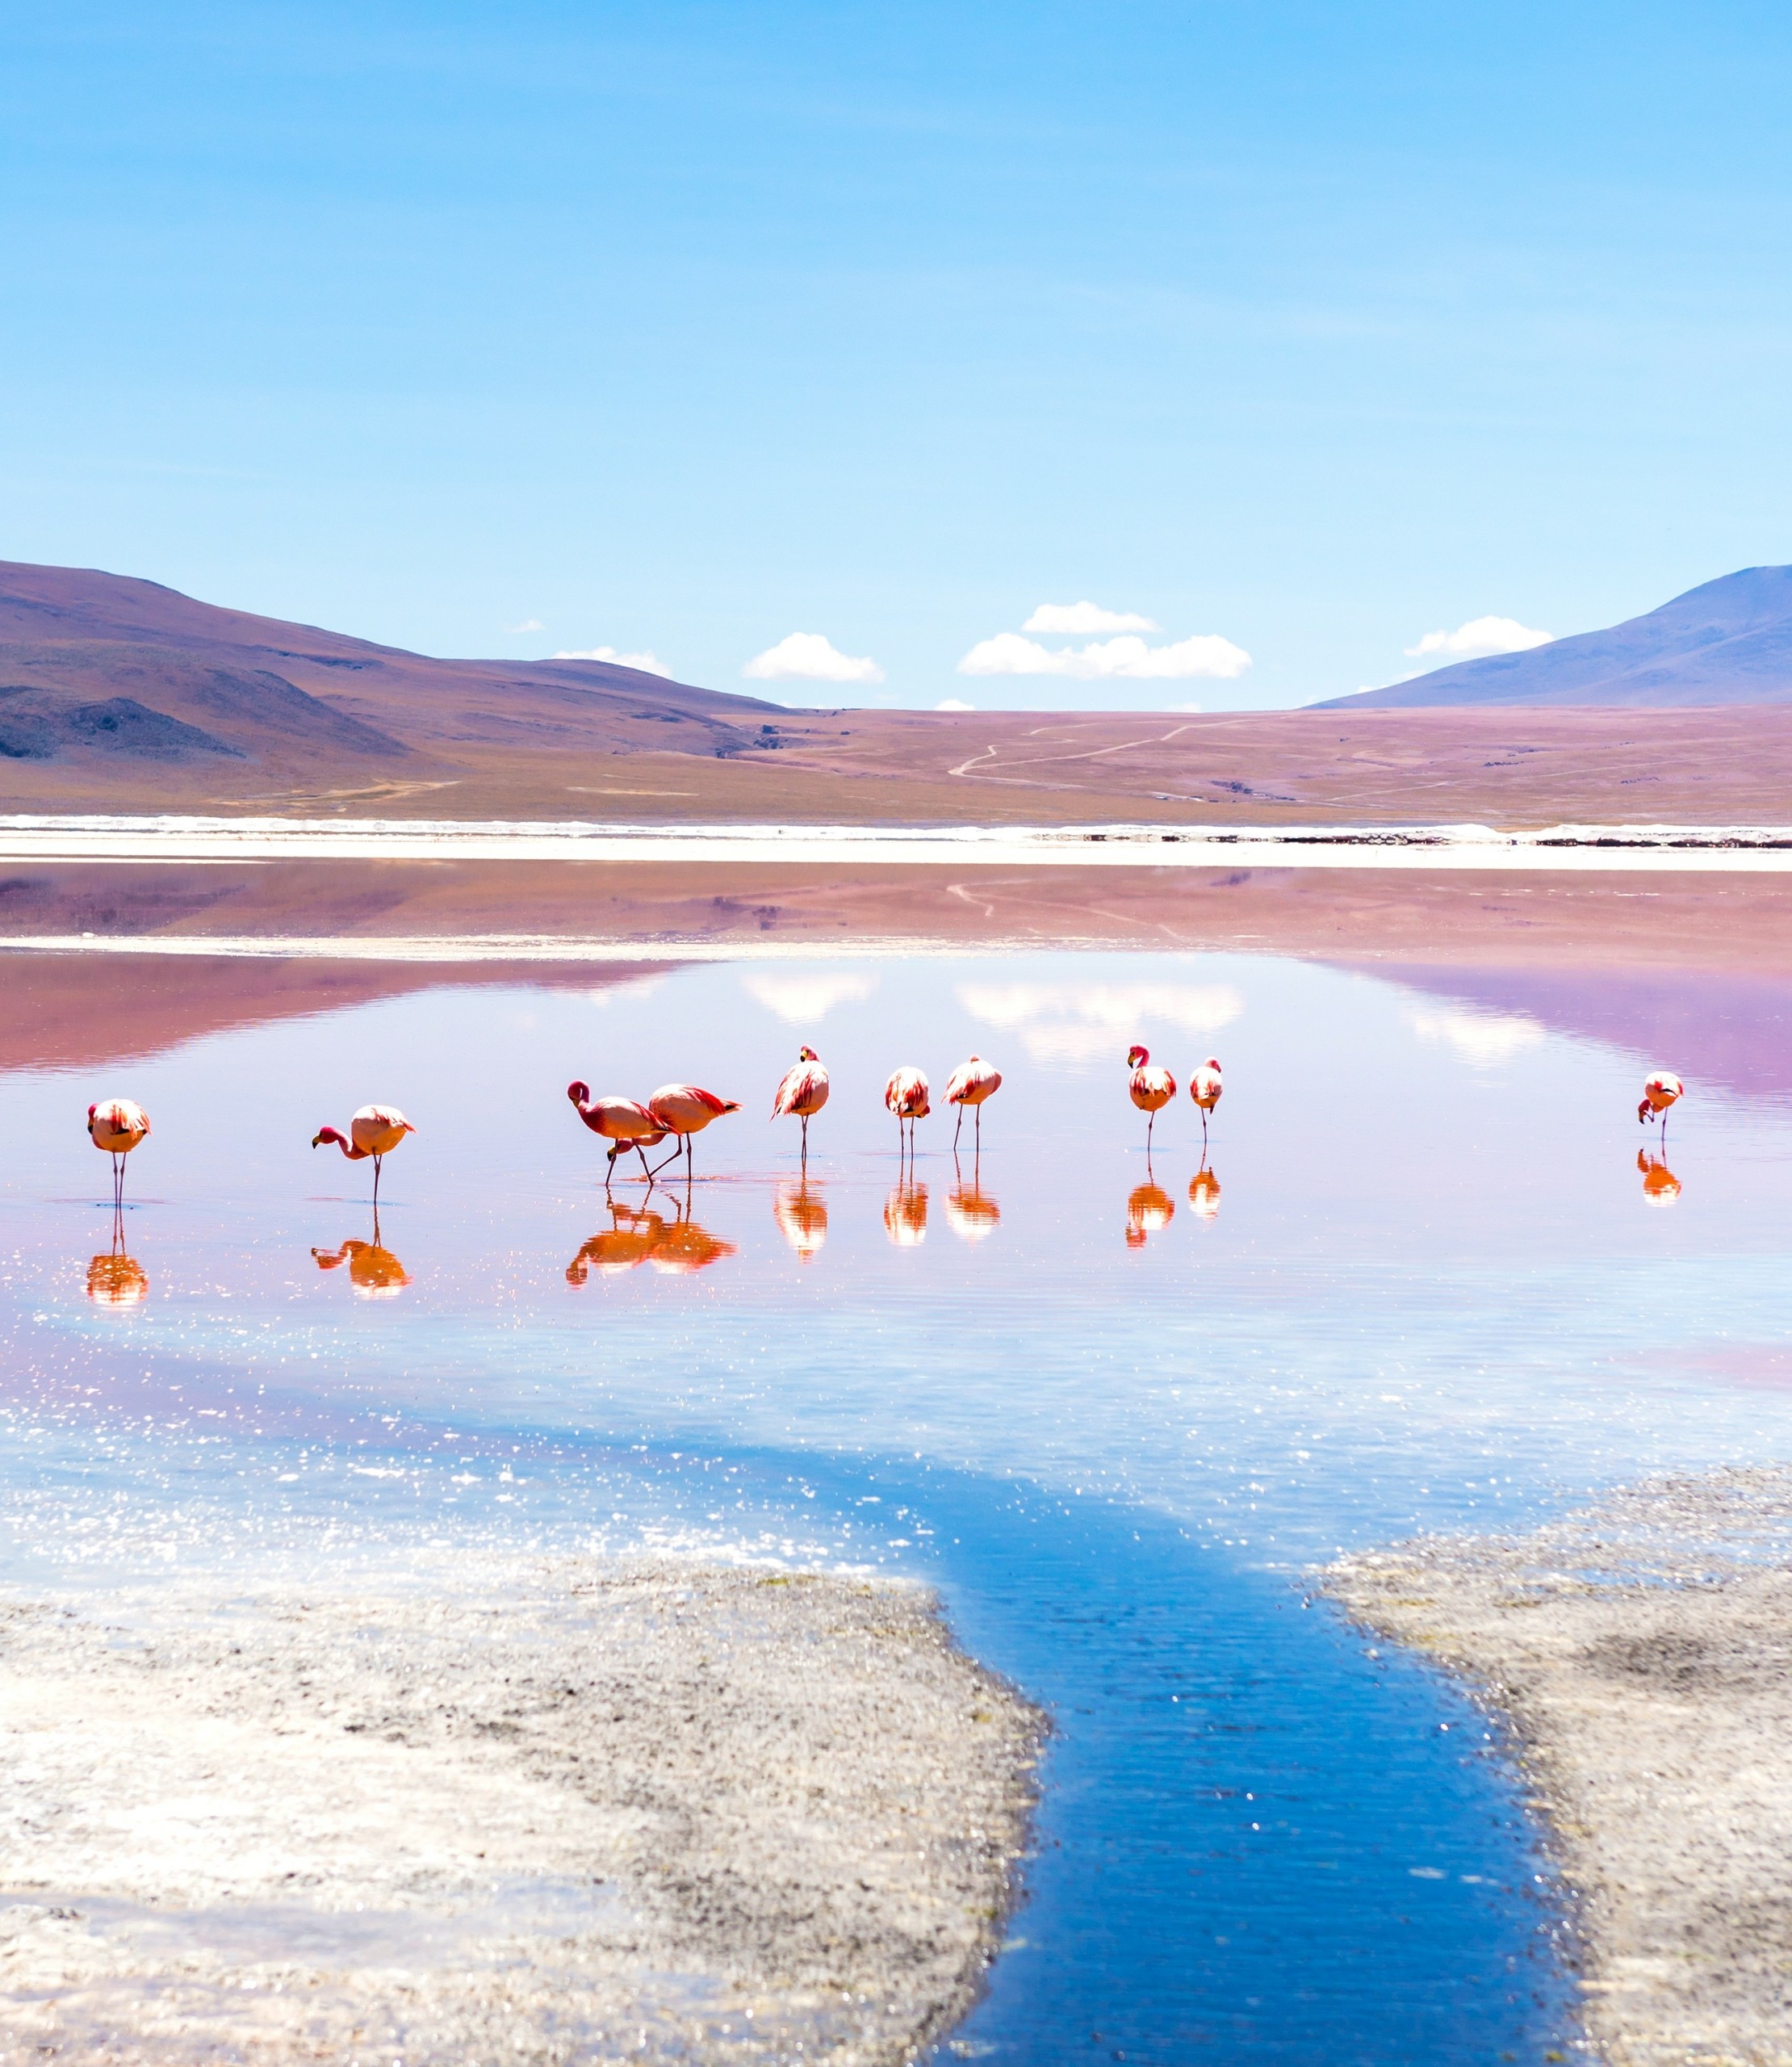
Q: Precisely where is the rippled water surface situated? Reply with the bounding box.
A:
[6,946,1790,2061]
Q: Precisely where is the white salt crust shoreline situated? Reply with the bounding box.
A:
[0,1559,1043,2066]
[1328,1469,1792,2067]
[2,815,1792,871]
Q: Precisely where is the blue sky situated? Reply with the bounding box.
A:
[3,2,1789,710]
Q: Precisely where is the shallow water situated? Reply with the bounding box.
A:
[6,946,1790,2060]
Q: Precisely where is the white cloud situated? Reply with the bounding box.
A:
[1023,601,1160,635]
[506,617,546,634]
[959,980,1243,1068]
[551,645,671,675]
[743,971,878,1024]
[743,631,885,685]
[1405,615,1553,662]
[1403,1003,1545,1068]
[936,698,975,712]
[958,631,1251,681]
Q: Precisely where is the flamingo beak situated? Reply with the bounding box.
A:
[311,1132,326,1149]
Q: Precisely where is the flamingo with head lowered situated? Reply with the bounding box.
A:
[1188,1057,1223,1148]
[646,1082,741,1183]
[568,1084,668,1187]
[88,1096,150,1211]
[885,1066,930,1163]
[1638,1070,1683,1144]
[772,1047,830,1163]
[944,1054,1002,1153]
[312,1105,415,1205]
[1126,1046,1175,1153]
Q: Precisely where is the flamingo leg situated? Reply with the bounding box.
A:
[953,1106,963,1151]
[372,1153,383,1207]
[801,1113,809,1164]
[975,1105,982,1152]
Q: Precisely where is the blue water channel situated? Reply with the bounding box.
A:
[6,946,1790,2060]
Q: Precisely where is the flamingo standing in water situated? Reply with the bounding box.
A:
[645,1082,740,1183]
[1638,1070,1683,1143]
[1126,1046,1175,1153]
[312,1105,415,1205]
[88,1096,149,1210]
[1188,1057,1223,1148]
[567,1084,668,1187]
[885,1067,930,1163]
[944,1055,1002,1153]
[771,1047,830,1163]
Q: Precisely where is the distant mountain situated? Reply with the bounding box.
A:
[1321,566,1792,709]
[0,561,781,774]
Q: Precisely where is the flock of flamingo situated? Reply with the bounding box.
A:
[83,1056,1685,1201]
[77,1057,1686,1301]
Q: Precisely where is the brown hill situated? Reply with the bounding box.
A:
[0,560,784,789]
[6,561,1792,828]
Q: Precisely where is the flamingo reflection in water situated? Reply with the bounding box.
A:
[1638,1149,1682,1207]
[312,1215,413,1298]
[567,1198,735,1281]
[1188,1164,1222,1222]
[883,1179,929,1247]
[773,1180,829,1261]
[1126,1180,1175,1249]
[945,1159,1000,1243]
[86,1214,149,1308]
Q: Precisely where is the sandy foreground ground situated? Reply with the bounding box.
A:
[1328,1470,1792,2067]
[0,1559,1042,2065]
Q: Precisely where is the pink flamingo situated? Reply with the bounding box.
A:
[944,1054,1002,1153]
[311,1104,415,1205]
[1637,1070,1683,1144]
[88,1096,150,1210]
[771,1047,831,1163]
[885,1066,930,1163]
[567,1083,668,1187]
[1188,1056,1223,1148]
[645,1082,741,1182]
[1126,1046,1175,1153]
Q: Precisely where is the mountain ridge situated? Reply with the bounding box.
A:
[0,560,785,774]
[1321,565,1792,709]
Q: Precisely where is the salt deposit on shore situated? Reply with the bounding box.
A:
[1328,1469,1792,2067]
[2,813,1792,870]
[0,1559,1041,2065]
